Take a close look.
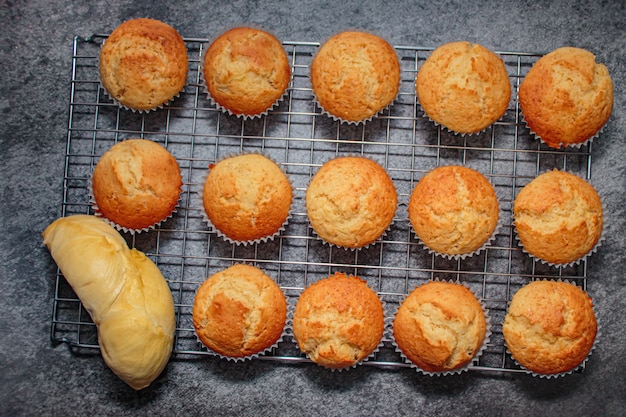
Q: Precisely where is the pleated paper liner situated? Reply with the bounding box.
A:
[191,264,289,362]
[307,216,396,252]
[410,209,503,261]
[513,226,605,269]
[391,278,492,376]
[305,154,397,251]
[417,103,509,138]
[519,109,605,149]
[88,176,184,236]
[99,79,186,114]
[311,93,399,126]
[199,26,291,120]
[503,279,600,378]
[199,151,294,246]
[309,30,401,126]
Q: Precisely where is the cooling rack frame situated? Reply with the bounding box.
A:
[51,34,595,374]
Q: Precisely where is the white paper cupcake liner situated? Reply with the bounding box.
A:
[291,286,387,371]
[199,151,294,246]
[88,176,184,236]
[192,264,289,362]
[310,31,401,126]
[306,153,397,250]
[417,106,509,138]
[513,226,605,269]
[308,217,396,252]
[312,94,399,126]
[391,278,492,376]
[408,165,503,260]
[199,27,291,120]
[519,106,606,149]
[99,81,186,114]
[98,38,187,114]
[504,279,600,378]
[412,211,502,261]
[512,170,604,267]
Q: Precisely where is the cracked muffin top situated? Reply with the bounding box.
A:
[408,165,499,257]
[203,27,291,117]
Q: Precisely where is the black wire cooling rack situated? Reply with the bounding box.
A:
[51,34,594,373]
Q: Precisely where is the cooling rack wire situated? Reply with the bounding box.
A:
[51,34,594,374]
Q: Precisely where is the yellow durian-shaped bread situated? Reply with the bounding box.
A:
[43,214,175,390]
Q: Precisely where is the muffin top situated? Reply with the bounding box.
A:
[513,169,603,265]
[518,47,614,148]
[310,31,400,123]
[203,153,292,243]
[393,281,487,373]
[92,138,182,231]
[203,27,291,117]
[192,264,287,358]
[292,272,385,369]
[408,166,499,257]
[502,280,597,375]
[99,18,188,111]
[305,156,397,248]
[416,41,511,134]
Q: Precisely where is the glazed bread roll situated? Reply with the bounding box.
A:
[42,214,175,390]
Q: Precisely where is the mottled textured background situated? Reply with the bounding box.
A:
[1,1,625,416]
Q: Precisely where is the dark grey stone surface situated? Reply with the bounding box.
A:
[1,0,625,416]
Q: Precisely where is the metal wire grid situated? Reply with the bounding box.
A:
[51,35,594,374]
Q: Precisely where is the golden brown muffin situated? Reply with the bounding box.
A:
[292,272,384,369]
[408,166,499,257]
[92,139,182,231]
[416,41,511,134]
[192,264,287,358]
[100,18,188,111]
[393,281,488,373]
[305,156,397,248]
[518,47,614,148]
[502,280,597,375]
[202,153,292,243]
[513,170,603,265]
[310,31,400,123]
[203,27,291,117]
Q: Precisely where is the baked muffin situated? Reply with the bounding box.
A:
[393,281,488,373]
[305,156,397,248]
[502,280,597,375]
[91,138,183,232]
[416,41,511,134]
[518,47,614,148]
[408,166,499,257]
[292,272,384,369]
[310,31,400,123]
[100,18,188,111]
[192,264,287,358]
[202,153,292,244]
[513,169,603,265]
[203,27,291,118]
